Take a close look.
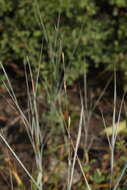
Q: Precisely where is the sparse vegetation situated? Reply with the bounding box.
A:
[0,0,127,190]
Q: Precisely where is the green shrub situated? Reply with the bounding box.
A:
[1,0,127,87]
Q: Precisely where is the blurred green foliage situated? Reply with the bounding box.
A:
[1,0,127,87]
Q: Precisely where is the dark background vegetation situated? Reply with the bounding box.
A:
[0,0,127,88]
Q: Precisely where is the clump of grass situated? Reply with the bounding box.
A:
[1,4,127,189]
[1,61,127,190]
[0,59,92,190]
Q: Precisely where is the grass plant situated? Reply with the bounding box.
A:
[0,61,127,190]
[0,5,127,189]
